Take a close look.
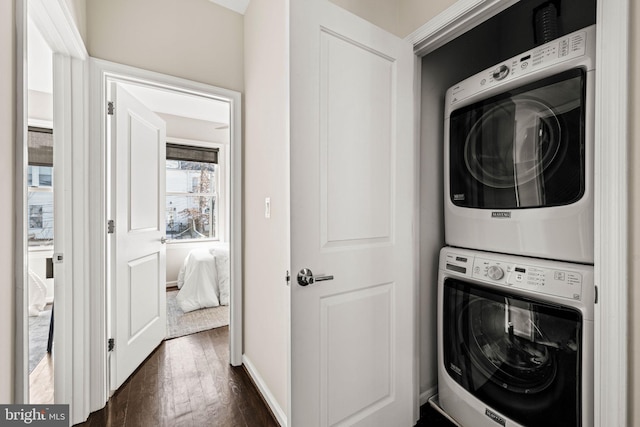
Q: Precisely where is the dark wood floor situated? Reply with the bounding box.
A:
[78,325,455,427]
[77,326,278,427]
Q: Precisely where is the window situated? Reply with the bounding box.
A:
[27,127,54,246]
[166,143,219,241]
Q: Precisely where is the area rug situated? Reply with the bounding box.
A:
[29,305,52,374]
[166,290,229,339]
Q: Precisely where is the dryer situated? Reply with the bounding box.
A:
[444,25,595,263]
[437,247,594,427]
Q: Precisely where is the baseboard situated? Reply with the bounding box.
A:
[242,355,287,427]
[420,385,438,406]
[166,280,178,288]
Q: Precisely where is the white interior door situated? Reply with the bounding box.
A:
[110,82,167,390]
[290,2,416,426]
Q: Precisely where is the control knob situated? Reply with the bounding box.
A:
[492,64,509,81]
[487,265,505,280]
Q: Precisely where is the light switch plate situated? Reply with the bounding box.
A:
[265,197,271,219]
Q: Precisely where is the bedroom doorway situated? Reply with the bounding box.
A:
[26,16,55,404]
[163,139,231,341]
[96,62,243,394]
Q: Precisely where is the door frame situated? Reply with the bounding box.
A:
[407,0,629,425]
[15,0,89,423]
[89,58,243,406]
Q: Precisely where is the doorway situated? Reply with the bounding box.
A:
[26,14,55,403]
[90,60,243,398]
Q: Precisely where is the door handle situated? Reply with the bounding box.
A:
[160,236,167,244]
[297,268,334,286]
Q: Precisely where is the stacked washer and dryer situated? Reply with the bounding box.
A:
[436,25,596,427]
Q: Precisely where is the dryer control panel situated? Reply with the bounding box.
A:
[441,250,588,302]
[446,25,595,110]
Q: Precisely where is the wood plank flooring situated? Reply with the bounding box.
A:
[76,324,454,427]
[29,354,54,404]
[78,327,278,427]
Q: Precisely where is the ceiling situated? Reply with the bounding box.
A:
[27,17,53,94]
[119,83,231,127]
[208,0,250,15]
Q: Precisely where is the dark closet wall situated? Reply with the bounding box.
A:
[418,0,596,395]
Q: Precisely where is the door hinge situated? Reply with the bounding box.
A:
[285,270,291,286]
[108,338,115,352]
[107,220,115,234]
[107,101,114,115]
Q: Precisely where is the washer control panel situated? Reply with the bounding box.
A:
[442,250,586,301]
[446,25,594,109]
[473,257,583,301]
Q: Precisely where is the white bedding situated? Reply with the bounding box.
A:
[176,246,229,313]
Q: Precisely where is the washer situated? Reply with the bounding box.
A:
[437,247,594,427]
[444,25,595,263]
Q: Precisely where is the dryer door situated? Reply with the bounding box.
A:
[449,68,586,209]
[443,278,583,427]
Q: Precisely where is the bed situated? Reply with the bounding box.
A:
[176,246,230,313]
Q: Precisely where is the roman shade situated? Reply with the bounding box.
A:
[166,143,218,164]
[28,127,53,167]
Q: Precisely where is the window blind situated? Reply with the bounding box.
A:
[28,127,53,167]
[166,143,218,164]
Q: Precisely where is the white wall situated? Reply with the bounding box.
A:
[27,17,53,125]
[86,0,244,93]
[1,0,16,404]
[243,0,290,416]
[329,0,456,37]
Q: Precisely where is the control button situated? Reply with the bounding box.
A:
[492,65,509,81]
[521,62,528,69]
[480,78,486,86]
[487,265,505,280]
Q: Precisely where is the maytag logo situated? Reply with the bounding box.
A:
[449,362,462,376]
[491,211,511,218]
[485,408,506,426]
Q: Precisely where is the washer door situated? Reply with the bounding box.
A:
[443,278,583,427]
[449,68,585,209]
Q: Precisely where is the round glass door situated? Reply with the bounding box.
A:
[448,68,586,209]
[443,278,584,427]
[464,97,562,189]
[462,297,558,394]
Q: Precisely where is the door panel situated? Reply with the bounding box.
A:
[321,284,394,426]
[128,253,160,337]
[129,116,161,231]
[290,1,416,426]
[111,83,166,390]
[321,29,393,246]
